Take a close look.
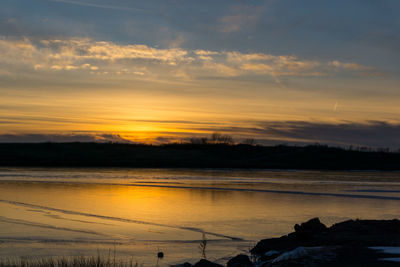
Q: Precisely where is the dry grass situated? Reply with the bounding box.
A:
[0,255,141,267]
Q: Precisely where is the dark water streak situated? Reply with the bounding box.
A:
[0,199,243,241]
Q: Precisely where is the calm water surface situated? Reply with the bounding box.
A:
[1,168,400,266]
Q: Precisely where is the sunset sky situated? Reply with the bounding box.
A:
[1,0,399,147]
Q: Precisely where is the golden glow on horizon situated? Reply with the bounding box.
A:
[1,85,400,144]
[0,37,399,145]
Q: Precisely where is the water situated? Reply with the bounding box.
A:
[1,168,400,266]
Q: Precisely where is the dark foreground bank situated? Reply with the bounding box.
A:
[1,143,400,170]
[2,218,400,267]
[175,218,400,267]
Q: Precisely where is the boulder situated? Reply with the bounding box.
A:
[294,218,327,234]
[170,263,193,267]
[193,259,224,267]
[227,254,252,267]
[251,217,400,261]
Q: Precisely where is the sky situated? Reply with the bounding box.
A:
[0,0,399,147]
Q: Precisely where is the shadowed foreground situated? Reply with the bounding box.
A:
[249,218,400,267]
[0,256,140,267]
[3,219,400,267]
[1,143,400,170]
[173,218,400,267]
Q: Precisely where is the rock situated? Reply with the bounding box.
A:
[294,218,327,234]
[193,259,224,267]
[327,219,400,246]
[251,235,297,256]
[227,254,252,267]
[250,218,400,266]
[291,218,328,244]
[170,262,192,267]
[251,217,400,257]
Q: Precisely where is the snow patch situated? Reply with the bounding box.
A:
[370,247,400,255]
[370,247,400,263]
[265,250,280,257]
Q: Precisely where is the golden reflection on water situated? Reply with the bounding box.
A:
[0,169,400,265]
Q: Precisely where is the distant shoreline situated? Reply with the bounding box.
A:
[2,166,400,173]
[1,143,399,170]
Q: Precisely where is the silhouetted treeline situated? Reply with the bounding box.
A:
[1,142,400,170]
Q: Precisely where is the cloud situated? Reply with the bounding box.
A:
[329,60,383,77]
[226,52,274,62]
[194,50,220,56]
[331,60,370,71]
[201,61,239,77]
[42,0,147,12]
[0,37,187,64]
[226,52,357,77]
[81,41,188,62]
[167,120,400,148]
[222,120,400,148]
[0,133,132,143]
[219,5,264,33]
[240,63,273,73]
[0,36,379,82]
[128,120,400,148]
[2,121,400,148]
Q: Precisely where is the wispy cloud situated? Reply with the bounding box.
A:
[219,4,265,33]
[42,0,147,12]
[0,133,132,143]
[0,36,379,82]
[3,120,399,148]
[221,120,400,148]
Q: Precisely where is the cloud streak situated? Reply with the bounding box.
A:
[226,120,400,148]
[1,121,400,148]
[42,0,147,12]
[219,4,264,33]
[0,133,132,143]
[0,36,379,82]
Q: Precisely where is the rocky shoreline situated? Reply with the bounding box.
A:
[173,218,400,267]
